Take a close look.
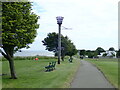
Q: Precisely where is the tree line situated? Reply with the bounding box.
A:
[79,47,120,59]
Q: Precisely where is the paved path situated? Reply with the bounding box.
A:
[71,60,115,88]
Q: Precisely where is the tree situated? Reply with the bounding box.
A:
[79,49,86,56]
[54,36,69,61]
[87,51,94,58]
[85,50,98,58]
[116,49,120,58]
[85,50,91,57]
[95,47,105,55]
[0,2,39,79]
[102,53,107,57]
[65,41,77,60]
[61,36,69,61]
[42,32,58,52]
[79,49,86,59]
[111,52,115,57]
[109,47,115,51]
[42,32,77,62]
[42,32,67,62]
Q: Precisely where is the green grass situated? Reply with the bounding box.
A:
[0,61,2,89]
[2,57,80,88]
[1,56,58,61]
[85,58,118,88]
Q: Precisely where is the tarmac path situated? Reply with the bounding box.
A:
[71,60,115,89]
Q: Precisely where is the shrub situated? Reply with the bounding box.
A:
[1,56,57,61]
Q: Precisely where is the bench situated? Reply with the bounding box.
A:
[45,61,56,72]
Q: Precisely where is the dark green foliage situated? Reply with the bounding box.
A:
[102,53,107,57]
[86,50,94,58]
[78,47,116,58]
[0,2,39,79]
[95,47,105,55]
[116,49,120,58]
[82,50,98,58]
[42,32,58,52]
[1,56,57,61]
[2,2,39,51]
[65,42,77,57]
[111,52,115,58]
[109,47,115,51]
[42,32,77,61]
[79,49,86,58]
[0,0,1,50]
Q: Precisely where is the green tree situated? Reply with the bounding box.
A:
[0,2,39,79]
[42,32,67,62]
[88,51,94,58]
[42,32,58,52]
[54,36,69,61]
[116,49,120,58]
[65,41,77,60]
[85,50,91,57]
[102,53,107,57]
[95,47,105,55]
[79,49,86,56]
[109,47,115,51]
[61,36,69,61]
[85,50,98,58]
[42,32,77,62]
[79,49,86,59]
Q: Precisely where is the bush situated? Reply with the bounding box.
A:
[1,56,57,61]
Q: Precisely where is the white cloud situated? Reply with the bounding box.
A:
[26,0,119,51]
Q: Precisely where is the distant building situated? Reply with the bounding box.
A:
[98,50,116,58]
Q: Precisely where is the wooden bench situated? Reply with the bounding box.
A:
[45,61,56,72]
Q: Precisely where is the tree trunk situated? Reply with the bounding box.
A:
[2,45,17,79]
[8,58,17,79]
[61,50,65,61]
[70,56,73,62]
[61,56,64,61]
[70,56,72,60]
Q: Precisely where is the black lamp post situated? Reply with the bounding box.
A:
[56,16,64,64]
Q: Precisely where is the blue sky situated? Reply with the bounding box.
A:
[23,0,119,51]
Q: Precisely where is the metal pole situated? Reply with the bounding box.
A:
[58,24,61,64]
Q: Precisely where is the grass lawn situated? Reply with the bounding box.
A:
[85,58,118,88]
[0,61,2,89]
[2,57,80,88]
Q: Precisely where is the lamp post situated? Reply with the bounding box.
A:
[56,16,64,64]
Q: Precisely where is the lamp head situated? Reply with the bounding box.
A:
[56,16,64,25]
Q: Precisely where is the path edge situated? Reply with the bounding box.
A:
[87,60,118,90]
[69,59,81,88]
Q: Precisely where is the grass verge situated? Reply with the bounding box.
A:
[0,61,2,89]
[2,57,80,88]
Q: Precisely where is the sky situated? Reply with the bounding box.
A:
[23,0,119,51]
